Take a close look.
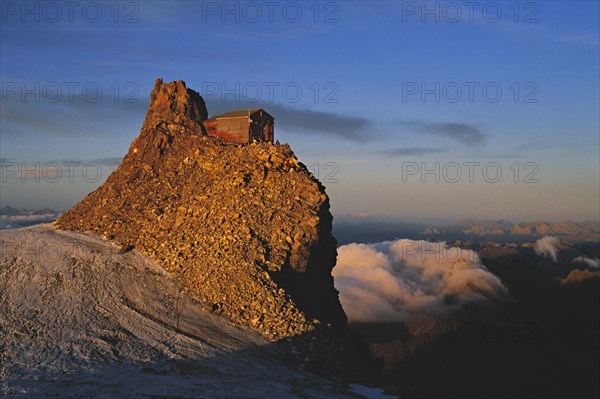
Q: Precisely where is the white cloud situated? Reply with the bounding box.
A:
[572,256,600,270]
[333,239,507,323]
[0,213,60,230]
[534,236,561,262]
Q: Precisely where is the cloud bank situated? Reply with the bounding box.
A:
[209,101,372,142]
[398,120,486,146]
[0,213,61,230]
[333,239,507,323]
[572,256,600,270]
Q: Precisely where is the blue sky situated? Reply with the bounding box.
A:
[1,0,599,223]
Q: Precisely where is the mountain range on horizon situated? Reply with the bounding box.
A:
[334,218,599,245]
[425,218,600,238]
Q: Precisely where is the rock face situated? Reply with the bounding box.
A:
[56,79,347,339]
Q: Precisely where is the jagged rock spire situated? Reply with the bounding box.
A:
[141,78,208,133]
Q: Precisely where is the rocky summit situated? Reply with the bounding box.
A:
[56,78,347,340]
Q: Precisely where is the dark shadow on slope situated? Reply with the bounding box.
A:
[269,196,348,328]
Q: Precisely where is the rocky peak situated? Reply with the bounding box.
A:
[143,78,207,132]
[127,79,208,164]
[56,79,348,340]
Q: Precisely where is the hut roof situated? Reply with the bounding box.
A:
[205,109,272,122]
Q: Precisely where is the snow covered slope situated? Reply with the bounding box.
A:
[0,225,360,398]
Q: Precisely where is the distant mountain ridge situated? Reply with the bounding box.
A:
[334,218,599,245]
[0,206,57,216]
[423,219,599,242]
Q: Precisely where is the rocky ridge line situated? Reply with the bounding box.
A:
[56,78,347,341]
